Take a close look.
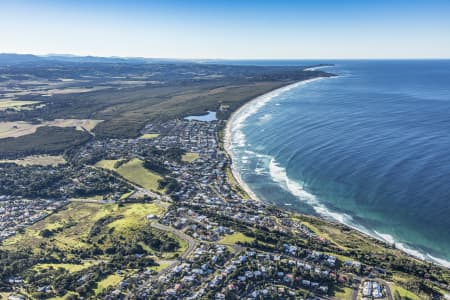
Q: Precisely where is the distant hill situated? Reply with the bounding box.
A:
[0,53,189,65]
[0,53,42,65]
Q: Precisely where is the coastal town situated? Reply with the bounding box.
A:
[1,112,449,300]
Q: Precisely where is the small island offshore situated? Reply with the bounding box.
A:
[0,54,449,300]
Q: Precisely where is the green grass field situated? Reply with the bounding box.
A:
[390,284,421,300]
[119,190,134,200]
[33,261,98,273]
[94,274,122,295]
[95,159,119,170]
[149,260,172,272]
[107,202,165,233]
[219,232,255,245]
[181,152,199,163]
[96,158,164,192]
[333,286,353,300]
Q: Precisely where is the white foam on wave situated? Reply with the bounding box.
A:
[375,231,427,260]
[268,157,353,225]
[374,231,450,268]
[254,167,266,175]
[224,75,450,269]
[271,159,450,267]
[427,254,450,269]
[374,231,396,244]
[225,77,325,153]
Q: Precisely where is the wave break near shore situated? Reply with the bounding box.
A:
[224,77,450,269]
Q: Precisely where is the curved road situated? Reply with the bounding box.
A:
[151,222,198,260]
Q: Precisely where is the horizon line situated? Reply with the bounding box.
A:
[2,52,450,61]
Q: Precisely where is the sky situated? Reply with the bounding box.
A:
[1,0,450,59]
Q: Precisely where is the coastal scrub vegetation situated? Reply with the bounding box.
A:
[0,201,181,298]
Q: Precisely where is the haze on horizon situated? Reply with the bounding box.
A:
[1,0,450,59]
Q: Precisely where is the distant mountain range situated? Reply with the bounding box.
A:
[0,53,188,65]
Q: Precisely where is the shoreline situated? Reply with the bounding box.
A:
[223,77,326,202]
[223,76,450,269]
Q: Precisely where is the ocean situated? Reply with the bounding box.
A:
[226,60,450,267]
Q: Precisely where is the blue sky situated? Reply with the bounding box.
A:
[1,0,450,59]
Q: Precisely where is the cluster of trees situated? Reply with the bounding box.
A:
[0,163,129,199]
[143,159,170,175]
[0,126,92,158]
[158,177,180,194]
[144,147,186,162]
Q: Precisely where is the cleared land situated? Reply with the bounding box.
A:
[96,158,164,192]
[139,133,160,139]
[219,232,255,245]
[0,99,41,111]
[33,261,98,273]
[0,154,66,166]
[181,152,199,163]
[94,274,122,295]
[0,119,102,139]
[333,286,353,300]
[390,283,421,300]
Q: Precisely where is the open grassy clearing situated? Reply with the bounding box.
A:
[120,190,134,200]
[95,159,120,170]
[94,274,122,295]
[219,232,255,245]
[96,158,164,192]
[107,202,165,233]
[333,286,353,300]
[149,260,173,272]
[0,119,102,139]
[95,159,119,171]
[0,99,41,111]
[117,158,163,191]
[390,283,421,300]
[0,154,66,166]
[33,261,98,273]
[181,152,199,163]
[43,87,109,96]
[139,133,160,139]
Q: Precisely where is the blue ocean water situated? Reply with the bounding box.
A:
[228,60,450,266]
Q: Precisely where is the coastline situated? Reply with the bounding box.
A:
[223,77,326,202]
[223,76,450,269]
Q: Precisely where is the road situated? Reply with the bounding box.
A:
[150,222,198,260]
